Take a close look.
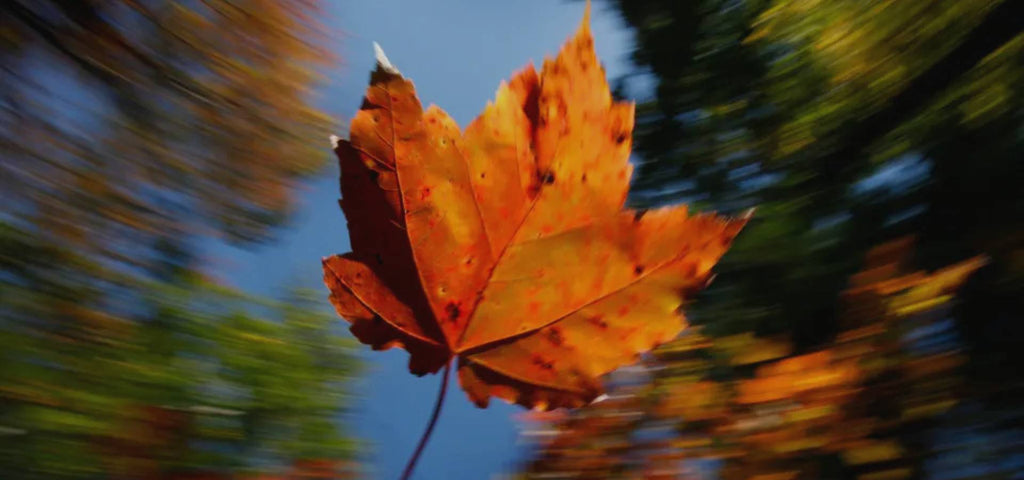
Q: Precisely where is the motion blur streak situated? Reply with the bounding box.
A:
[516,0,1022,478]
[2,1,361,478]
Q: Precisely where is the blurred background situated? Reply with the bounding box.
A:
[1,1,1020,479]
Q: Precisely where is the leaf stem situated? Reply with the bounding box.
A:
[399,360,451,480]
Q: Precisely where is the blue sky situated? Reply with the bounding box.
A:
[203,1,635,478]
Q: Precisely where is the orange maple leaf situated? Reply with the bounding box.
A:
[322,8,747,411]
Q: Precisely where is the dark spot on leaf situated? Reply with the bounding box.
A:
[588,315,608,330]
[547,328,565,346]
[581,173,588,183]
[480,172,486,179]
[542,171,556,184]
[634,264,645,275]
[615,132,628,144]
[527,181,541,198]
[445,301,461,323]
[367,170,380,182]
[532,355,554,371]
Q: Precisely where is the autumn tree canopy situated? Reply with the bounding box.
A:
[518,0,1021,478]
[1,1,360,478]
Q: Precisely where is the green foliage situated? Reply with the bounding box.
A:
[1,1,361,478]
[2,223,362,476]
[613,0,1022,345]
[518,0,1021,478]
[2,224,361,479]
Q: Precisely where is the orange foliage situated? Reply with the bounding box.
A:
[322,5,746,410]
[519,238,986,478]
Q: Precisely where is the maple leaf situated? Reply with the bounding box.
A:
[322,8,748,411]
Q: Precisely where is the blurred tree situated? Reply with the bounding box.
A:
[608,0,1022,416]
[1,224,362,479]
[517,0,1021,477]
[609,0,1021,346]
[2,0,333,246]
[1,1,360,478]
[518,241,992,479]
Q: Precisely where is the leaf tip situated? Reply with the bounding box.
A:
[372,42,400,75]
[568,0,591,38]
[741,207,757,220]
[590,393,609,405]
